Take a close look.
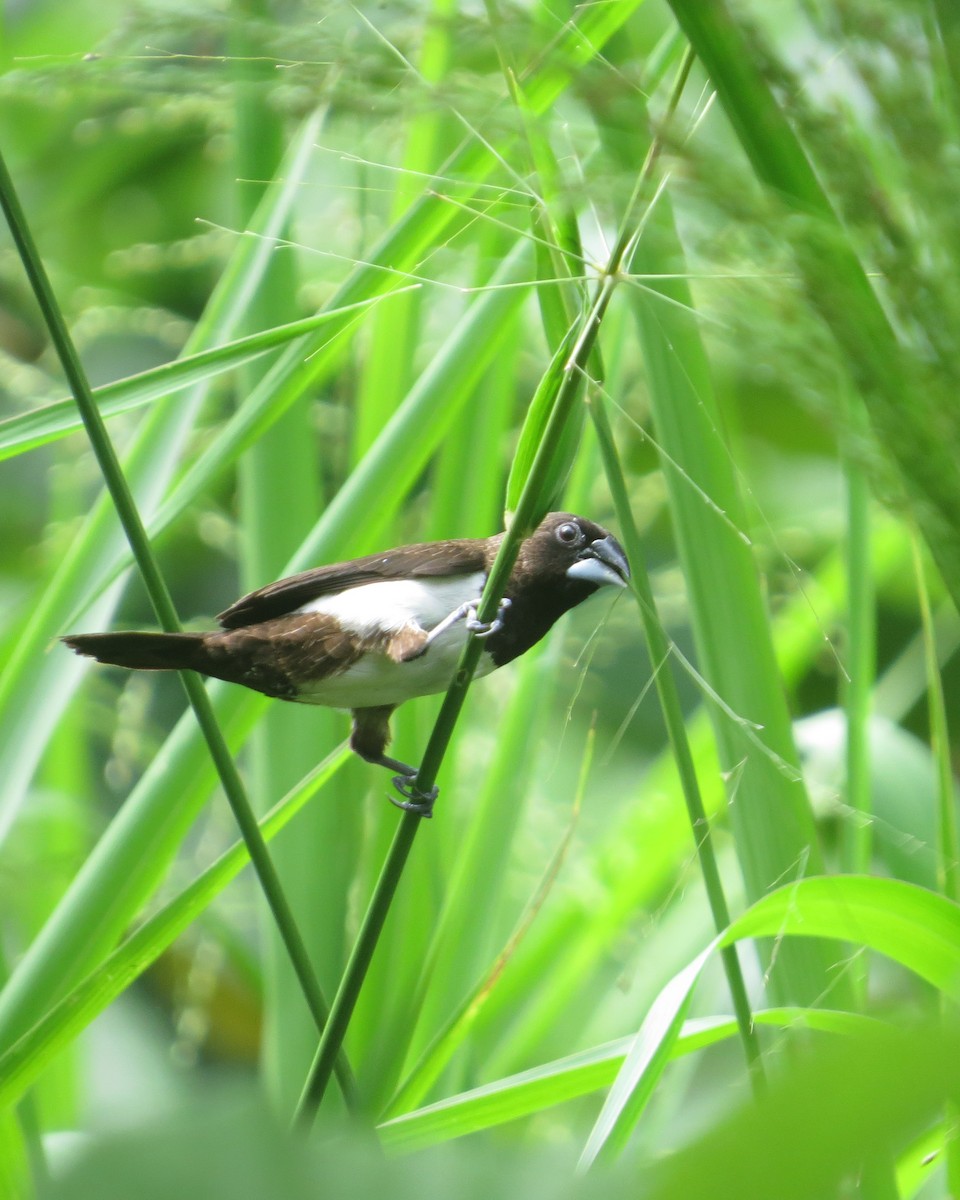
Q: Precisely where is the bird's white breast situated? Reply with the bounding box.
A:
[293,573,494,709]
[295,573,487,634]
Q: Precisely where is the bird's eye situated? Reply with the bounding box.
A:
[556,522,580,544]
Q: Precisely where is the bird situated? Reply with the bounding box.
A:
[64,512,629,815]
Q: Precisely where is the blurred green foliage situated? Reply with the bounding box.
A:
[2,0,960,1196]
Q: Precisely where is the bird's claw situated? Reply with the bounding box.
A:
[466,596,512,639]
[390,774,439,818]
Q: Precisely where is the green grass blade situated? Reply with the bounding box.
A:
[0,107,333,1038]
[0,107,326,846]
[667,0,960,608]
[725,876,960,996]
[0,1110,30,1200]
[504,322,583,519]
[0,132,351,1100]
[382,1008,879,1152]
[0,749,348,1114]
[629,192,839,1007]
[0,295,416,462]
[583,875,960,1166]
[350,0,459,464]
[389,666,590,1112]
[229,16,342,1117]
[580,943,711,1169]
[590,392,762,1084]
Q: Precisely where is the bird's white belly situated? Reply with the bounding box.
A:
[295,574,487,635]
[293,572,494,709]
[295,620,496,709]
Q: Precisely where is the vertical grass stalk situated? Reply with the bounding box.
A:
[0,144,358,1109]
[913,529,960,1194]
[841,400,875,884]
[590,393,764,1091]
[294,42,699,1127]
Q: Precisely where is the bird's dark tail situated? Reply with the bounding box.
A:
[63,631,208,673]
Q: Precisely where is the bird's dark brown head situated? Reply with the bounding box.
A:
[485,513,629,667]
[514,512,630,592]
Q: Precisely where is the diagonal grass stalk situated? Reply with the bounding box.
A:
[0,144,358,1109]
[589,393,764,1091]
[0,107,326,852]
[293,48,697,1122]
[0,294,416,463]
[0,748,349,1113]
[667,0,960,610]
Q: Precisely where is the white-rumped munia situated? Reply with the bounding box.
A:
[65,512,629,814]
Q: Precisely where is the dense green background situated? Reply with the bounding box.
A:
[1,0,959,1196]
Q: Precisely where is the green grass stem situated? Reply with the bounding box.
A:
[589,393,764,1092]
[668,0,960,612]
[293,52,696,1120]
[0,749,349,1113]
[0,143,358,1110]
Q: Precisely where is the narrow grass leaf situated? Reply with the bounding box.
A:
[380,1008,882,1152]
[582,876,960,1168]
[504,323,583,520]
[0,245,532,1057]
[8,122,353,1095]
[0,749,348,1113]
[630,193,835,1007]
[389,666,590,1112]
[0,294,417,462]
[0,108,326,849]
[724,876,960,998]
[579,945,711,1170]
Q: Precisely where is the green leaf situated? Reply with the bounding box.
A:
[0,749,348,1113]
[0,294,417,462]
[504,321,585,522]
[380,1008,880,1152]
[724,875,960,998]
[579,945,709,1169]
[581,876,960,1167]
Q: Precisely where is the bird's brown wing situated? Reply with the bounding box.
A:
[217,537,495,629]
[205,613,367,696]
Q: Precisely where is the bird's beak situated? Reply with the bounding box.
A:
[566,535,630,589]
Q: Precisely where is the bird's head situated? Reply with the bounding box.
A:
[521,512,630,592]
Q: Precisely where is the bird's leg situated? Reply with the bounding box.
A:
[417,595,512,653]
[350,705,415,773]
[466,595,511,637]
[389,774,439,818]
[350,706,438,818]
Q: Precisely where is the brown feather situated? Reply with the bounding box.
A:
[350,705,396,762]
[217,539,492,629]
[384,624,430,663]
[200,612,368,698]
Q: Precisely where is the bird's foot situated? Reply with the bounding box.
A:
[418,597,511,657]
[466,596,511,639]
[390,774,439,818]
